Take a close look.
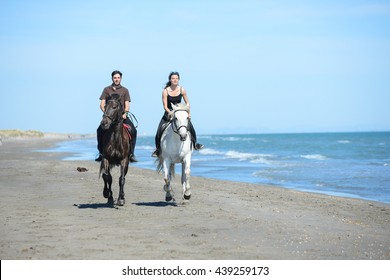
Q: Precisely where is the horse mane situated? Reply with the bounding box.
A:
[172,103,190,112]
[107,93,120,101]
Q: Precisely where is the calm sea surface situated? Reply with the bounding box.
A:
[40,132,390,204]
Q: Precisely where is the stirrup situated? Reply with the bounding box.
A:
[129,154,138,162]
[151,149,159,158]
[95,154,103,162]
[195,143,204,150]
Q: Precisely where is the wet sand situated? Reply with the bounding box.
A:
[0,137,389,259]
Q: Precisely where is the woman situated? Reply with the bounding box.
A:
[152,71,203,157]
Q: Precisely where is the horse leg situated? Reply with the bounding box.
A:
[163,160,174,202]
[102,159,113,201]
[102,170,113,204]
[117,161,128,206]
[117,174,125,206]
[182,159,191,200]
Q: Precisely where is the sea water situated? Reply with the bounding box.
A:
[41,132,390,204]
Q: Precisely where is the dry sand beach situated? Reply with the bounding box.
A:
[0,135,389,260]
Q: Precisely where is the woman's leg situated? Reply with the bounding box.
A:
[155,117,166,149]
[188,120,204,150]
[152,117,168,157]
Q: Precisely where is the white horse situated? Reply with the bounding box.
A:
[157,103,193,202]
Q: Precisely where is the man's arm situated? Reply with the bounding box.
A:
[100,99,106,112]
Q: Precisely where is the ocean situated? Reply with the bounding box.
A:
[41,132,390,204]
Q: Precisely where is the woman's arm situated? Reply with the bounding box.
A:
[162,89,170,114]
[181,87,191,118]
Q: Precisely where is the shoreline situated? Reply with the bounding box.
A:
[31,135,390,205]
[0,137,389,259]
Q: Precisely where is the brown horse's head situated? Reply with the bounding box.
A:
[101,94,123,130]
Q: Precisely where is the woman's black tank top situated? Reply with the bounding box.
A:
[167,87,183,110]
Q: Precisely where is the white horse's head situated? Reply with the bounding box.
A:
[171,103,190,141]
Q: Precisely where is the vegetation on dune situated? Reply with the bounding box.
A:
[0,129,44,139]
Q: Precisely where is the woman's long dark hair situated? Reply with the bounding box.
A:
[165,71,180,88]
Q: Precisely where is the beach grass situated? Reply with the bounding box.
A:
[0,129,44,139]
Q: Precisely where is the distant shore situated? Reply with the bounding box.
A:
[0,129,93,141]
[0,134,389,259]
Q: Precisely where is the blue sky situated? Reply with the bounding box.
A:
[1,0,389,135]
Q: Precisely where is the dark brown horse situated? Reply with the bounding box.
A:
[99,94,130,206]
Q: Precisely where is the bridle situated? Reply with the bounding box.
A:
[102,99,123,125]
[103,113,122,124]
[171,109,189,137]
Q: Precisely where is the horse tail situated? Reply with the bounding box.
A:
[99,161,104,178]
[170,163,175,177]
[155,157,175,178]
[156,158,163,173]
[99,160,114,178]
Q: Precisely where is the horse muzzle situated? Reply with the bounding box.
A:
[100,118,111,130]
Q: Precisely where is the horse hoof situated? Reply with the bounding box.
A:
[107,197,114,205]
[117,199,125,206]
[165,195,173,202]
[184,194,191,200]
[103,188,110,198]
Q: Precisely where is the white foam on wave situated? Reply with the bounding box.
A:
[338,140,351,144]
[213,136,255,142]
[199,148,225,156]
[137,145,155,151]
[225,150,275,164]
[199,148,275,164]
[301,154,327,160]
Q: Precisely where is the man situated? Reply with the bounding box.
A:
[96,70,137,162]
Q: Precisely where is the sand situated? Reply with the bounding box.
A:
[0,137,389,260]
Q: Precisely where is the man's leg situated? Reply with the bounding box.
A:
[125,118,137,162]
[95,125,104,161]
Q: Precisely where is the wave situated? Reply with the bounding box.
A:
[225,151,274,163]
[137,145,155,151]
[211,136,255,142]
[300,154,328,160]
[338,140,351,144]
[199,148,225,156]
[200,148,275,164]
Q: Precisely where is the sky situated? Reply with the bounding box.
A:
[0,0,389,135]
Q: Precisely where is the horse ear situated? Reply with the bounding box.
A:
[171,103,176,110]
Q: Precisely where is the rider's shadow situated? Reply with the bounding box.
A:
[133,201,178,207]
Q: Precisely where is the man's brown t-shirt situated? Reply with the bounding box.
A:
[99,84,131,110]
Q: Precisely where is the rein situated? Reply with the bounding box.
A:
[103,113,122,125]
